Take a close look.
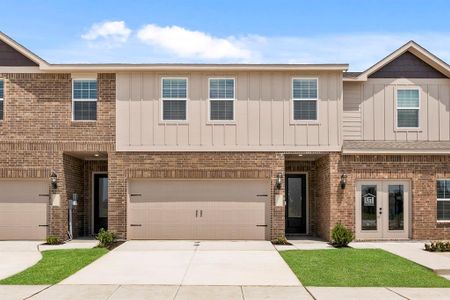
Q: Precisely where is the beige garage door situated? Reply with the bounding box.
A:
[128,179,270,240]
[0,180,49,240]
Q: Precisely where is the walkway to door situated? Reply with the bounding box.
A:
[62,240,300,286]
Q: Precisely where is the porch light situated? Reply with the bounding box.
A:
[275,173,283,190]
[340,174,347,189]
[50,171,58,190]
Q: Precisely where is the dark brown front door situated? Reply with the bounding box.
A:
[94,173,108,234]
[285,174,307,234]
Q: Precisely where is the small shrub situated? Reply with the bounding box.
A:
[331,223,354,247]
[425,241,450,252]
[96,228,116,248]
[271,236,291,245]
[46,236,63,245]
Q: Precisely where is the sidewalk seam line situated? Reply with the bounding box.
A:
[105,284,122,300]
[173,243,198,299]
[304,287,317,300]
[23,284,54,300]
[386,287,410,300]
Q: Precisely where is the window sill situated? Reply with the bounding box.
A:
[206,121,237,125]
[290,121,321,125]
[394,128,422,132]
[437,220,450,224]
[158,121,189,125]
[71,121,97,125]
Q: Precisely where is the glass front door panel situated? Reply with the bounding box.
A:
[287,177,302,218]
[98,177,108,218]
[361,185,377,230]
[388,184,404,230]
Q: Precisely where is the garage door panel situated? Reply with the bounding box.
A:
[0,180,48,240]
[128,201,197,239]
[128,179,270,240]
[197,201,267,240]
[130,179,267,203]
[0,225,47,240]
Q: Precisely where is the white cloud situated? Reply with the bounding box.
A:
[82,21,131,44]
[136,24,252,60]
[47,25,450,71]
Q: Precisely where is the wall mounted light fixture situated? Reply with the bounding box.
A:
[275,173,283,190]
[50,171,58,190]
[340,173,347,189]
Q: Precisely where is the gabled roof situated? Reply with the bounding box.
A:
[0,32,49,67]
[344,41,450,81]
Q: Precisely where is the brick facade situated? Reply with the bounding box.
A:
[2,71,450,242]
[0,73,115,240]
[337,154,450,240]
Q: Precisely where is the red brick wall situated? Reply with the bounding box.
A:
[0,73,115,142]
[0,73,115,240]
[108,152,285,240]
[337,154,450,240]
[63,154,84,238]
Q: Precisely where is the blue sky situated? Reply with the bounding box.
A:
[2,0,450,70]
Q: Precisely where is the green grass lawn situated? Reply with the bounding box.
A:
[0,248,108,285]
[280,248,450,287]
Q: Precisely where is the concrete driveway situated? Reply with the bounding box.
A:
[62,240,300,286]
[0,241,42,280]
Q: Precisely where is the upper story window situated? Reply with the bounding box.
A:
[209,78,235,121]
[72,79,97,121]
[292,78,318,121]
[436,180,450,221]
[161,78,187,121]
[0,80,3,121]
[396,88,420,128]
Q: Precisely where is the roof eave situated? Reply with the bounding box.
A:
[342,149,450,155]
[40,64,349,72]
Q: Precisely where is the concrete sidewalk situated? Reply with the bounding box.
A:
[0,241,42,280]
[38,239,99,251]
[1,284,312,300]
[352,241,450,278]
[308,287,450,299]
[2,285,450,300]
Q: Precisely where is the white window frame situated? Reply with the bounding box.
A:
[437,179,450,222]
[395,87,421,130]
[0,79,4,121]
[291,77,319,123]
[160,77,189,123]
[207,77,236,123]
[72,79,98,122]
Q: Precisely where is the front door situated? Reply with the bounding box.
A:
[356,181,409,239]
[94,173,108,234]
[285,174,307,234]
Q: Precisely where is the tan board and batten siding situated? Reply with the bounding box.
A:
[0,180,48,240]
[128,179,270,240]
[343,78,450,141]
[116,71,343,151]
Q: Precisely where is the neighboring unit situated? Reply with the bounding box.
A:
[0,32,449,241]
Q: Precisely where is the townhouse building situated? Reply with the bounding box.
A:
[0,32,449,241]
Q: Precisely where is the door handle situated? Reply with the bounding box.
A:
[196,210,198,218]
[379,207,382,215]
[200,210,203,217]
